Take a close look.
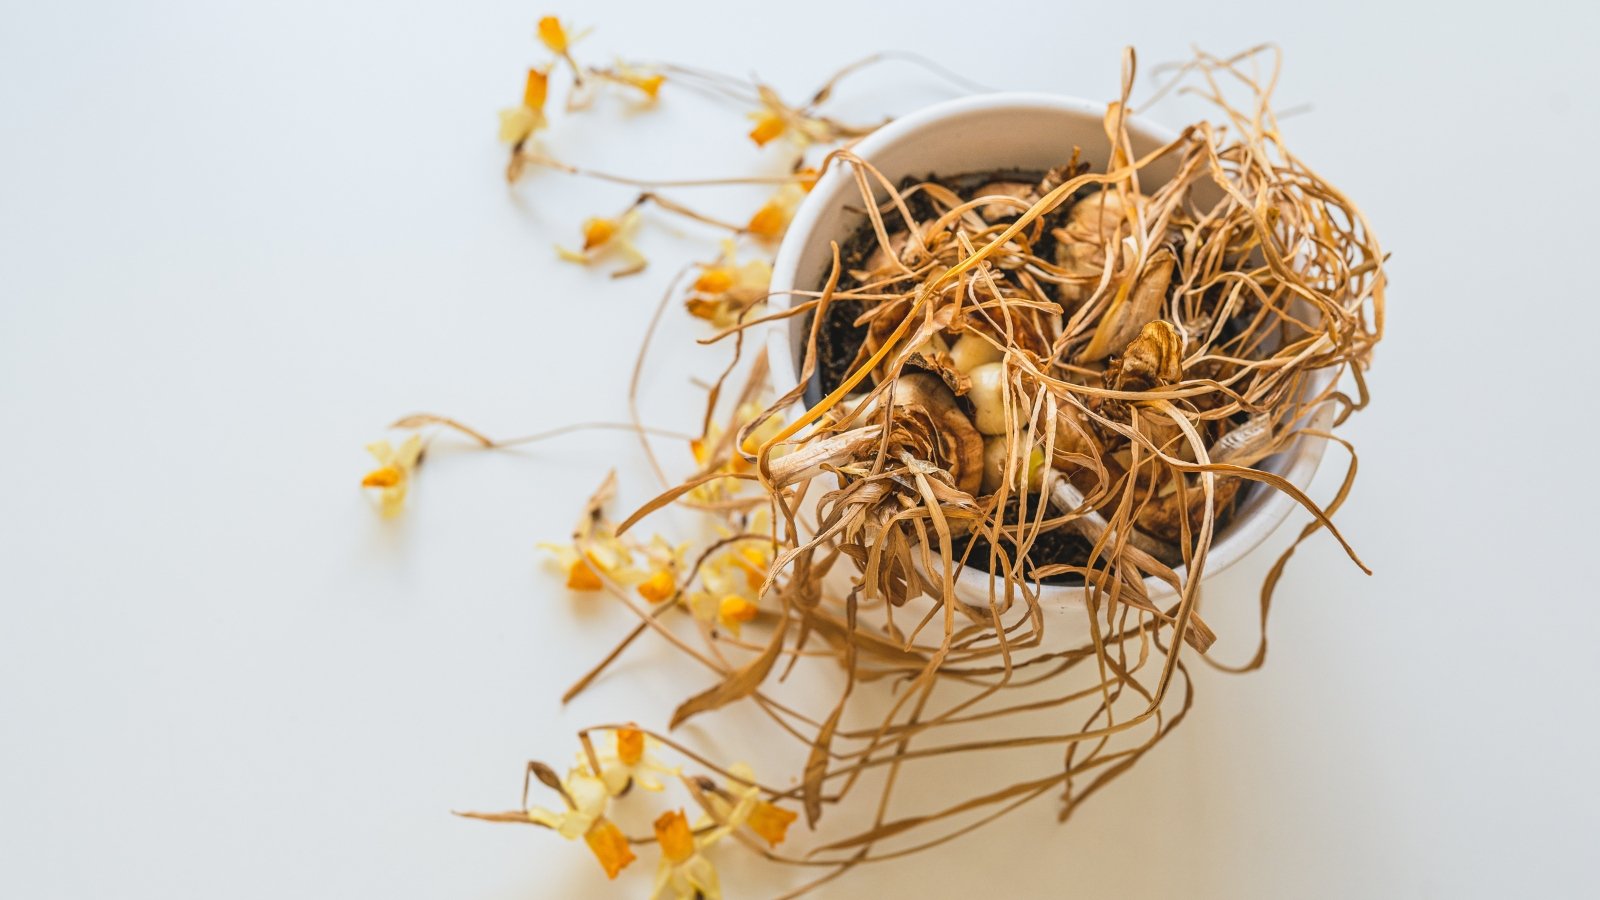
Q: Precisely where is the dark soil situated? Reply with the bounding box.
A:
[950,502,1104,586]
[808,168,1072,404]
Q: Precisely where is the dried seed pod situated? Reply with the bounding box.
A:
[1109,319,1184,391]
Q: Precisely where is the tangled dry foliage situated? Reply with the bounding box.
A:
[368,25,1384,899]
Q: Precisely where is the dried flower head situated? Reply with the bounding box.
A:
[652,808,721,900]
[360,434,423,517]
[557,208,647,277]
[686,241,772,327]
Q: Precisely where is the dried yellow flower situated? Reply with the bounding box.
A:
[654,809,695,864]
[652,808,721,899]
[497,68,550,144]
[360,434,423,518]
[685,240,772,327]
[557,209,646,277]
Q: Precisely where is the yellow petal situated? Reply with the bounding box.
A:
[523,67,550,112]
[582,217,617,251]
[748,111,786,146]
[637,569,675,604]
[583,818,636,879]
[567,558,604,591]
[362,466,401,488]
[746,201,786,240]
[615,726,644,766]
[378,484,408,518]
[537,16,568,53]
[685,297,722,322]
[499,106,537,144]
[654,809,695,864]
[747,801,797,847]
[718,595,757,628]
[694,267,734,294]
[393,433,424,469]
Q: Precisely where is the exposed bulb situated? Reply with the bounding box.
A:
[947,332,1003,374]
[965,362,1009,435]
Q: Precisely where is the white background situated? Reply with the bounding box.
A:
[3,1,1597,897]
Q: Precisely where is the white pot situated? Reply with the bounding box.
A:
[765,92,1333,613]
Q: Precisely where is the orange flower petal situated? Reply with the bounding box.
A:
[537,16,568,54]
[361,466,401,488]
[631,73,665,100]
[746,202,785,239]
[718,595,758,627]
[747,800,798,847]
[796,167,819,193]
[566,558,604,591]
[637,569,675,604]
[615,726,644,765]
[654,809,695,864]
[685,297,720,321]
[582,217,617,251]
[694,267,734,294]
[748,112,786,146]
[584,818,636,879]
[522,67,549,112]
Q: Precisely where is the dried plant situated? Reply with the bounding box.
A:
[360,27,1384,899]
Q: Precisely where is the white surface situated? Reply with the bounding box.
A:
[2,1,1597,898]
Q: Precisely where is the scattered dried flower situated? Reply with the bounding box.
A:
[460,765,635,880]
[499,68,551,144]
[745,183,807,241]
[596,725,677,795]
[686,241,772,327]
[558,208,647,277]
[539,471,637,591]
[702,764,797,847]
[360,434,423,518]
[652,809,721,900]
